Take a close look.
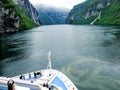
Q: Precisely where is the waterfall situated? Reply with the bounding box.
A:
[90,11,101,25]
[30,4,36,23]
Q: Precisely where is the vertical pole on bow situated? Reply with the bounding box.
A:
[47,51,52,69]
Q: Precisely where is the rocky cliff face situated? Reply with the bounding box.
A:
[0,0,40,33]
[66,0,120,25]
[0,3,21,33]
[12,0,40,24]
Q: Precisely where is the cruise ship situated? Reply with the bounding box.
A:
[0,51,78,90]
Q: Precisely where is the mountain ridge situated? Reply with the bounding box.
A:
[36,4,70,25]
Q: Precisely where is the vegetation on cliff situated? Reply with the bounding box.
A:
[15,8,38,30]
[96,1,120,25]
[1,0,39,32]
[66,0,120,25]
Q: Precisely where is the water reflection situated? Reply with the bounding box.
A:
[112,30,120,43]
[102,27,120,47]
[0,64,3,76]
[0,37,23,61]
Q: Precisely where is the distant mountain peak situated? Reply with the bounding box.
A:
[36,4,70,25]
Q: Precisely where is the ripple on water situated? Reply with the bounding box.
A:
[61,57,120,90]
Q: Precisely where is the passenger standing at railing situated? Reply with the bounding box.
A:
[34,72,37,78]
[7,79,15,90]
[23,75,25,80]
[29,73,31,79]
[20,75,22,79]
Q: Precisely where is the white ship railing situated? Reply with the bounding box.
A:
[0,77,48,90]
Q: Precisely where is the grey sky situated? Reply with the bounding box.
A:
[29,0,86,9]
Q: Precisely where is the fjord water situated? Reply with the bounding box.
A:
[0,25,120,90]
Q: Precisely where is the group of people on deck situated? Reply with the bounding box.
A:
[34,71,42,78]
[43,83,54,90]
[19,75,25,80]
[19,71,42,80]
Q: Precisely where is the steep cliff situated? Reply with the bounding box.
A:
[66,0,120,25]
[12,0,40,24]
[0,0,40,33]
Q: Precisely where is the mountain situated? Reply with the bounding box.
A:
[35,4,70,25]
[66,0,120,25]
[0,0,40,33]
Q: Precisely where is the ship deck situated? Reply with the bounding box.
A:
[0,69,77,90]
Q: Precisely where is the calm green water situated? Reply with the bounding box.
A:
[0,25,120,90]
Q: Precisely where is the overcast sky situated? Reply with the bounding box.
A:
[29,0,86,9]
